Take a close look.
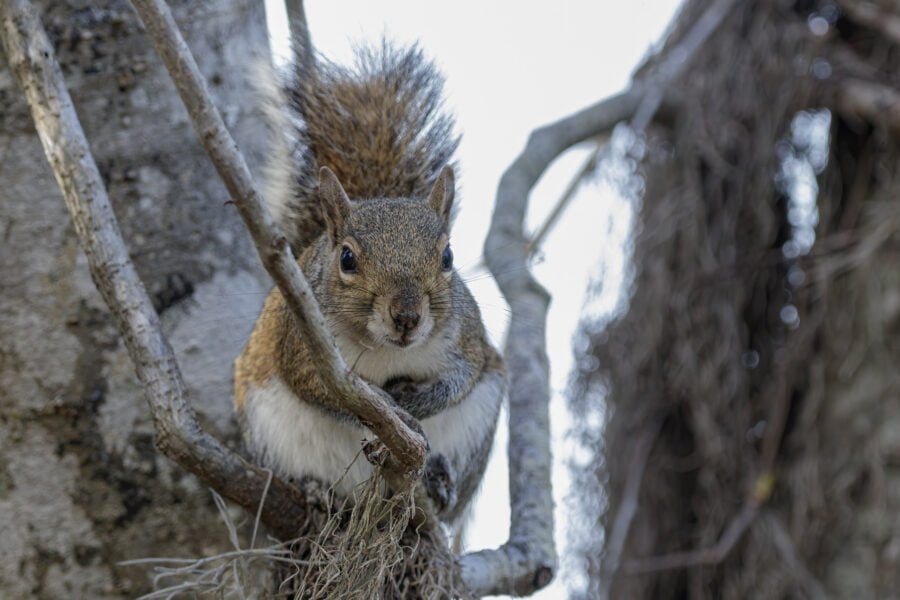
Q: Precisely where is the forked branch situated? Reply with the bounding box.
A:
[0,0,315,540]
[461,88,643,597]
[128,0,428,477]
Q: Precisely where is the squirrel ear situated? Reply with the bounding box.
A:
[428,165,455,229]
[318,166,351,242]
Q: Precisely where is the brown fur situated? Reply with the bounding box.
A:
[274,42,460,250]
[234,42,503,526]
[238,43,461,407]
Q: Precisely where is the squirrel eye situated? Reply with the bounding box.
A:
[340,246,358,273]
[441,245,453,272]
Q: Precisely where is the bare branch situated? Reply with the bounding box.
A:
[527,0,738,261]
[526,139,604,258]
[631,0,740,133]
[457,83,643,598]
[462,3,741,586]
[0,0,316,539]
[761,512,828,600]
[128,0,427,477]
[623,501,759,574]
[598,419,663,599]
[285,0,313,68]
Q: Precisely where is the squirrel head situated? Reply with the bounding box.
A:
[313,165,457,350]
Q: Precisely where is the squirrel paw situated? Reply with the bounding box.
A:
[384,377,421,401]
[384,378,439,419]
[423,453,457,515]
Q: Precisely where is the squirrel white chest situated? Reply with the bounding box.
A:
[242,374,502,499]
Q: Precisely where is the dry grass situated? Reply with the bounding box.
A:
[124,463,472,599]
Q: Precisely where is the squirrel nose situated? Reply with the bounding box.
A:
[391,306,420,333]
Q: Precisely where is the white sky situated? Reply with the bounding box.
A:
[264,1,683,596]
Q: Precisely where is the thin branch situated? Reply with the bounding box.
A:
[762,512,828,600]
[284,0,314,73]
[458,85,644,598]
[460,3,742,591]
[527,0,737,261]
[128,0,427,477]
[598,419,663,599]
[526,138,604,258]
[630,0,740,134]
[0,0,316,539]
[623,501,759,574]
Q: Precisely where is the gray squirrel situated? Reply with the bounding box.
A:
[233,43,505,527]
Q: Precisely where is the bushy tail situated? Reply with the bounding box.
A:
[263,41,459,249]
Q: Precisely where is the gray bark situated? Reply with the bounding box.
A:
[0,0,270,596]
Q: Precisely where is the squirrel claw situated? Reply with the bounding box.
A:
[423,453,457,515]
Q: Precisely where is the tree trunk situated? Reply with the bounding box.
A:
[572,1,900,598]
[0,1,270,596]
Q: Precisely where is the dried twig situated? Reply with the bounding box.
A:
[598,419,663,598]
[459,84,644,598]
[0,0,318,540]
[630,0,740,133]
[118,490,309,599]
[461,2,743,594]
[526,0,738,262]
[128,0,427,477]
[526,139,604,258]
[285,0,314,74]
[624,500,760,575]
[762,512,828,600]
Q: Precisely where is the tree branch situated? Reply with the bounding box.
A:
[526,139,604,258]
[284,0,314,73]
[456,85,643,598]
[127,0,427,477]
[598,419,663,599]
[460,2,740,586]
[623,501,760,574]
[0,0,317,540]
[762,512,828,600]
[526,0,738,261]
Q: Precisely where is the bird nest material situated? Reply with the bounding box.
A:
[126,466,472,599]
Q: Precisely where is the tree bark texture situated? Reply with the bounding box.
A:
[571,1,900,598]
[0,0,270,596]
